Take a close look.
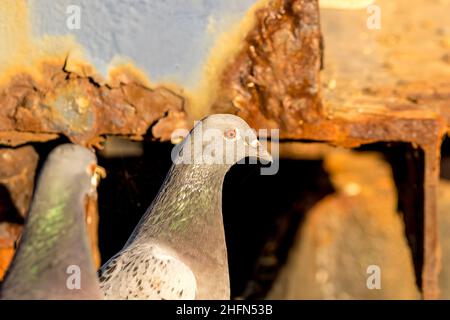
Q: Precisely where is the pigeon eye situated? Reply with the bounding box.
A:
[224,129,237,140]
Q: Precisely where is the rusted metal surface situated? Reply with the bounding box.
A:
[0,66,188,147]
[0,223,22,280]
[0,1,447,145]
[213,0,448,145]
[214,0,323,132]
[438,180,450,299]
[85,190,101,270]
[0,0,443,147]
[0,146,38,218]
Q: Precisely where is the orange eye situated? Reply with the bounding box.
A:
[224,129,237,140]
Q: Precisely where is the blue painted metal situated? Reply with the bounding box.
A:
[29,0,257,89]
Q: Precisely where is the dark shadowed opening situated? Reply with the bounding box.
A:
[0,185,22,224]
[223,158,334,298]
[440,137,450,180]
[97,141,174,261]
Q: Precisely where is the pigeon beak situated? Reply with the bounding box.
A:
[248,139,272,163]
[88,164,106,195]
[258,147,273,163]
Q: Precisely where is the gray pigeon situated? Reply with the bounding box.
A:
[98,114,272,300]
[0,144,103,300]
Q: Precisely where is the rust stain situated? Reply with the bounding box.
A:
[422,141,443,299]
[214,0,323,132]
[0,64,189,147]
[0,223,22,281]
[85,193,101,269]
[187,0,271,119]
[0,0,86,87]
[213,0,448,148]
[106,60,153,89]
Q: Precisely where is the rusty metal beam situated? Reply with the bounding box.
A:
[0,68,188,147]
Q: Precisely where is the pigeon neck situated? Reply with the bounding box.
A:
[17,174,91,268]
[130,163,231,243]
[27,177,88,237]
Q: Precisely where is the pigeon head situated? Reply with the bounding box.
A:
[175,114,272,165]
[47,144,96,173]
[43,144,104,194]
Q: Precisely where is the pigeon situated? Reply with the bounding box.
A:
[0,144,104,300]
[98,114,272,300]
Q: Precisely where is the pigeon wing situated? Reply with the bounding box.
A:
[98,244,196,300]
